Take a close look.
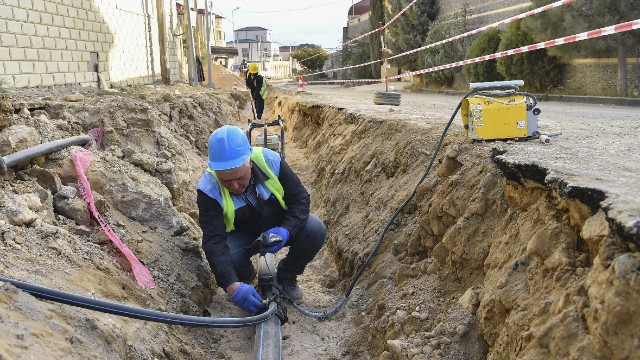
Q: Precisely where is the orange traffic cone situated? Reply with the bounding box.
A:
[233,79,238,94]
[297,75,305,93]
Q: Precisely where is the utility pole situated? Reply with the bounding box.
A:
[155,0,170,84]
[205,0,214,88]
[232,7,240,62]
[193,0,200,56]
[184,0,197,86]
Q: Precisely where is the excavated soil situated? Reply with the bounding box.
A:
[0,82,638,360]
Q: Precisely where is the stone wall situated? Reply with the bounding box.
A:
[559,59,640,97]
[0,0,186,89]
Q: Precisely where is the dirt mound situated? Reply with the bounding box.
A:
[268,87,640,360]
[1,83,638,360]
[210,62,247,92]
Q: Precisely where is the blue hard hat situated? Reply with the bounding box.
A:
[207,126,252,170]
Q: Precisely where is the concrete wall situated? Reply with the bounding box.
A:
[0,0,186,89]
[559,58,640,97]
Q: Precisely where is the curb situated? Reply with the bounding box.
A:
[416,88,640,107]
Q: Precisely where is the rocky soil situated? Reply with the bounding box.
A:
[0,81,638,360]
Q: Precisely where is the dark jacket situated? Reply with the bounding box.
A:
[246,73,264,99]
[197,158,310,289]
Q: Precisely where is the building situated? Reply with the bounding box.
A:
[0,0,191,88]
[343,0,371,43]
[228,26,280,63]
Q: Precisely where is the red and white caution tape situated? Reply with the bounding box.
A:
[306,58,383,76]
[388,19,640,80]
[387,0,576,61]
[298,78,383,85]
[297,19,639,85]
[302,0,576,78]
[297,0,419,64]
[72,149,156,289]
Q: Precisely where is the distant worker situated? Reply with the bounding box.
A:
[197,125,326,313]
[239,59,248,78]
[246,63,267,120]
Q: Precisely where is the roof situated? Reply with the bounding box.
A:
[176,3,224,18]
[347,0,370,17]
[236,26,270,31]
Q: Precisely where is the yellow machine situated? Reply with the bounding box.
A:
[461,80,541,141]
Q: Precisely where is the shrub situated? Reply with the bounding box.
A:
[496,22,565,92]
[463,28,504,83]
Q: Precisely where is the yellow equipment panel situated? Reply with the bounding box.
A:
[461,95,528,140]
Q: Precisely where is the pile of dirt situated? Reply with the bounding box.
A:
[1,82,638,360]
[210,62,247,92]
[268,87,640,360]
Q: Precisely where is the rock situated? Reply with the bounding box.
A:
[24,166,62,193]
[431,242,449,265]
[526,227,553,259]
[2,194,39,226]
[613,254,640,284]
[456,324,469,337]
[386,340,408,360]
[458,287,480,314]
[0,125,41,155]
[53,186,90,226]
[42,96,54,101]
[437,157,462,177]
[156,160,174,174]
[0,94,13,130]
[128,153,157,173]
[580,210,610,253]
[158,150,172,160]
[63,94,85,102]
[18,108,30,118]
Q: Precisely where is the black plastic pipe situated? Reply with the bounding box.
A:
[0,135,91,174]
[254,253,282,359]
[0,276,275,328]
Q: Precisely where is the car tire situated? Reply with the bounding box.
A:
[373,91,401,106]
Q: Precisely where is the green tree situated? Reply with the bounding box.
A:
[419,8,470,87]
[525,0,640,96]
[497,22,565,92]
[368,0,385,78]
[463,28,505,83]
[385,0,439,71]
[292,47,329,72]
[342,38,374,79]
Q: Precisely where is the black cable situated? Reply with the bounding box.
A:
[0,275,276,328]
[283,87,498,319]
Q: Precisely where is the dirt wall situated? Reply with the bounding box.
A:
[269,89,640,360]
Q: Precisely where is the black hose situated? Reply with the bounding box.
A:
[0,135,92,174]
[285,87,488,319]
[0,275,275,328]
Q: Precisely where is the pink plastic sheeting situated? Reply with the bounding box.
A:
[72,148,156,288]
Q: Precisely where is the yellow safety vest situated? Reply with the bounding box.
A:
[206,148,286,232]
[248,73,267,98]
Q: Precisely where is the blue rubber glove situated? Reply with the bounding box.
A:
[265,227,290,254]
[229,282,265,314]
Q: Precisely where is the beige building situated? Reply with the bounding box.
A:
[0,0,228,88]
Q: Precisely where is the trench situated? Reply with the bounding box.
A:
[1,86,637,359]
[255,89,638,359]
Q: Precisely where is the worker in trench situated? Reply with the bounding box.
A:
[246,63,267,120]
[197,125,326,313]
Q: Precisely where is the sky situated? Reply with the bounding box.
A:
[184,0,354,49]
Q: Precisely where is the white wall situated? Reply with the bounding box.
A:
[0,0,186,88]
